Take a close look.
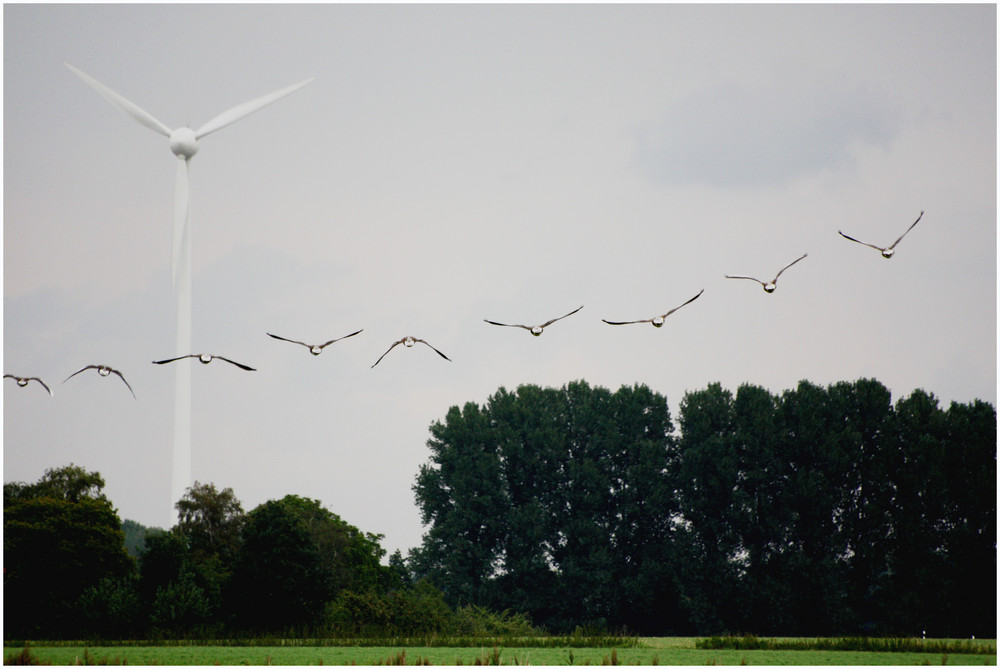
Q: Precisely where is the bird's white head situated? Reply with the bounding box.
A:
[309,346,323,355]
[881,249,895,259]
[763,283,777,293]
[652,317,665,328]
[98,367,111,376]
[403,337,416,347]
[530,326,544,336]
[198,354,213,364]
[169,127,199,159]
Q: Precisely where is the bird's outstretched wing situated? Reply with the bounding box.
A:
[602,317,650,326]
[724,274,766,285]
[214,356,256,371]
[63,365,100,383]
[838,230,884,251]
[483,318,530,330]
[539,305,584,328]
[319,329,364,348]
[267,333,311,348]
[371,340,404,368]
[773,254,807,281]
[888,211,924,250]
[414,339,452,362]
[30,377,53,395]
[152,355,197,365]
[662,288,704,317]
[109,369,137,399]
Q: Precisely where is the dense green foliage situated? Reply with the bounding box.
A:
[412,379,996,637]
[4,378,995,640]
[4,466,136,638]
[3,473,540,640]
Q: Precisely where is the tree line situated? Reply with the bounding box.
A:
[4,377,995,639]
[410,379,995,637]
[4,468,534,640]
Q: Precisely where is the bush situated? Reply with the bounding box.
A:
[324,580,454,636]
[451,605,539,636]
[150,571,212,634]
[324,590,394,635]
[76,576,144,638]
[322,580,540,638]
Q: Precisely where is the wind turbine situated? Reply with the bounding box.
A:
[65,63,313,524]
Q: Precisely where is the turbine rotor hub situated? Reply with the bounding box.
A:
[169,127,199,158]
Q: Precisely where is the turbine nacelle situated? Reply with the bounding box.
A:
[169,127,199,159]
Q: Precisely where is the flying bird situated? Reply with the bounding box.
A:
[4,374,53,396]
[603,289,705,327]
[838,211,924,258]
[152,354,256,371]
[371,337,451,369]
[484,305,584,336]
[267,329,363,355]
[725,254,808,293]
[63,365,136,398]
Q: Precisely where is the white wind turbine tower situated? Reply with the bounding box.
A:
[65,63,312,524]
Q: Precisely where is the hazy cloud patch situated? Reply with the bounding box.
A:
[633,83,899,188]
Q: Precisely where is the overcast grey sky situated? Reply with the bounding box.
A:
[4,4,996,558]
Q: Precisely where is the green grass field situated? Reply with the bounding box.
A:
[5,637,996,665]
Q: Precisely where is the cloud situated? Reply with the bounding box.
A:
[633,82,899,188]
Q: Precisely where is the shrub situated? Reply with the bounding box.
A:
[150,571,212,634]
[76,576,144,638]
[451,605,539,636]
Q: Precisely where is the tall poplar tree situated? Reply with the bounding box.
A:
[412,381,678,632]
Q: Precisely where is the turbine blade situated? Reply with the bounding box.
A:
[64,62,172,137]
[172,158,191,287]
[195,77,314,140]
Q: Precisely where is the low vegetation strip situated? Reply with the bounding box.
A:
[695,635,996,655]
[6,638,997,665]
[2,635,640,649]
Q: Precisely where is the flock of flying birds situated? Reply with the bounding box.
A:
[6,212,924,399]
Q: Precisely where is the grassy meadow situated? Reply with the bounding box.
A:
[4,637,997,665]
